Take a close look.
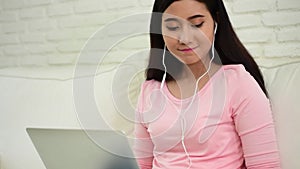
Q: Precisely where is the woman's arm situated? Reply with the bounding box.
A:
[133,81,154,169]
[232,72,281,169]
[134,120,154,169]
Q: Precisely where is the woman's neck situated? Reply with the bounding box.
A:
[166,59,221,99]
[180,57,215,80]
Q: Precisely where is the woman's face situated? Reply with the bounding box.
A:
[162,0,215,65]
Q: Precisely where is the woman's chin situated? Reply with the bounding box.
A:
[178,58,202,65]
[174,54,202,65]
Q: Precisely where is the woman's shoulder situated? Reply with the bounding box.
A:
[222,64,255,84]
[222,64,266,99]
[222,64,249,77]
[140,79,161,91]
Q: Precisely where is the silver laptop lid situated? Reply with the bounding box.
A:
[26,128,139,169]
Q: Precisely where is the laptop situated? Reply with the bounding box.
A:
[26,128,140,169]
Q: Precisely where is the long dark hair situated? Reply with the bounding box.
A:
[146,0,268,97]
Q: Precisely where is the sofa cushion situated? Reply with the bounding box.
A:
[260,61,300,169]
[94,64,145,135]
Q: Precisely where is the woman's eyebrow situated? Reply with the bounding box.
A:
[164,18,179,22]
[188,14,205,20]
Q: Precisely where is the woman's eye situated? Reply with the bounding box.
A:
[192,22,204,28]
[166,26,180,31]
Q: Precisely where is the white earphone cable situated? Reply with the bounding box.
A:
[160,23,217,169]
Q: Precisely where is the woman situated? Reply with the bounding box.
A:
[134,0,281,168]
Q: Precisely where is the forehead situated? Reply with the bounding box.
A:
[163,0,209,19]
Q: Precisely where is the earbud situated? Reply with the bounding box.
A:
[160,45,167,90]
[211,22,217,65]
[214,22,218,35]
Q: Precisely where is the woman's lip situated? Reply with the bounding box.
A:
[178,46,198,52]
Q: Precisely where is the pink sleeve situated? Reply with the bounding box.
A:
[231,72,281,169]
[133,81,154,169]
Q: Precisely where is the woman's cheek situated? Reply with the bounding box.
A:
[163,36,177,50]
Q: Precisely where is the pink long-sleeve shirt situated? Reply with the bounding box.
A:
[134,64,281,169]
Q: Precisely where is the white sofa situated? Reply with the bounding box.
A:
[0,59,299,169]
[259,60,300,169]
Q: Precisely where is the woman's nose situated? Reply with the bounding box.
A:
[178,26,192,44]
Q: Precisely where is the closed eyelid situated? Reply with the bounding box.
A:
[164,19,181,27]
[165,21,180,26]
[192,22,204,26]
[164,19,181,29]
[164,14,204,22]
[164,18,204,26]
